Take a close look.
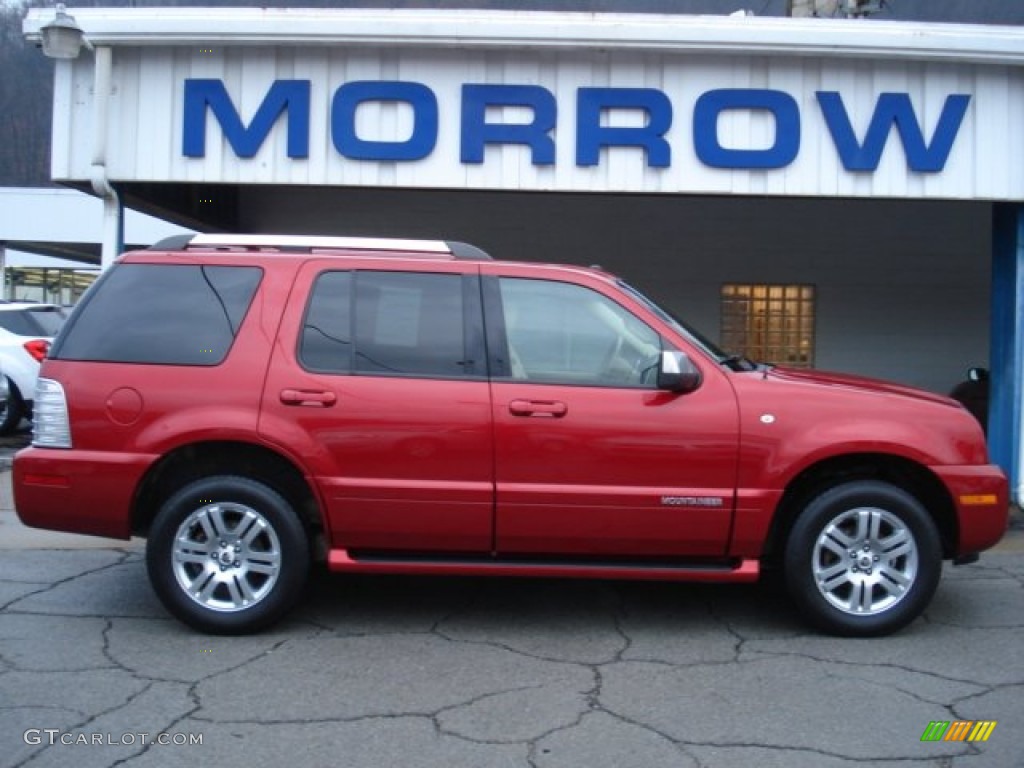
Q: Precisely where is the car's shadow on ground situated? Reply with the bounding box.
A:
[292,567,803,640]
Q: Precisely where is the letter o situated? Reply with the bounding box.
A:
[694,89,800,169]
[332,81,438,161]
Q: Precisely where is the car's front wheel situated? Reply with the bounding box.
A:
[783,480,942,637]
[146,475,310,634]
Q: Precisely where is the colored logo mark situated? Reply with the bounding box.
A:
[921,721,997,742]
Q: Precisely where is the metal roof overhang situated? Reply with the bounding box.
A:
[18,8,1024,239]
[0,188,193,265]
[22,7,1024,67]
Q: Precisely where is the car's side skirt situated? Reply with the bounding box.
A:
[328,548,759,582]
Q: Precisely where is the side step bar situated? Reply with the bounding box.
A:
[328,549,759,583]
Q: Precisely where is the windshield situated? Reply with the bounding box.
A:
[616,280,729,361]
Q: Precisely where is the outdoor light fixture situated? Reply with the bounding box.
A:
[39,4,91,59]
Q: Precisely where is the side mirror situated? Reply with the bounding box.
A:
[657,350,701,393]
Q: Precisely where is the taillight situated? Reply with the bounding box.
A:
[24,339,51,363]
[32,378,72,449]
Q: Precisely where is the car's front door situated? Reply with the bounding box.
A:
[482,266,740,557]
[259,260,493,554]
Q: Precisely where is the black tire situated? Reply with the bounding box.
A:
[0,379,24,435]
[783,480,941,637]
[146,475,310,634]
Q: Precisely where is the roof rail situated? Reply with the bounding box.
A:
[149,233,492,260]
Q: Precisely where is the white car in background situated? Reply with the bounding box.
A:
[0,369,8,429]
[0,303,69,434]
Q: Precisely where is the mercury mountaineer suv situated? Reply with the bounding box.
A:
[14,234,1009,636]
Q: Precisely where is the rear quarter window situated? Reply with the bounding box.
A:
[0,312,37,336]
[53,264,262,365]
[26,306,69,336]
[0,307,69,336]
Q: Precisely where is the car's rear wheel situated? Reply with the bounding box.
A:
[783,480,941,637]
[0,378,24,435]
[146,475,310,634]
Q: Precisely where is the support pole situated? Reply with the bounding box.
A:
[991,204,1023,504]
[89,45,123,269]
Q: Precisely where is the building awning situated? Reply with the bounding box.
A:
[22,7,1024,66]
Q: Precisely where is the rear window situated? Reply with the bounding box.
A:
[53,264,262,365]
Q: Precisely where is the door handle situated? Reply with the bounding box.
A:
[509,399,568,418]
[280,388,337,407]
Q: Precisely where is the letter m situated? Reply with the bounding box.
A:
[183,79,310,158]
[817,91,970,173]
[920,721,950,742]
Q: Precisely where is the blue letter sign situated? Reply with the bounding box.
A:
[576,88,673,168]
[461,84,557,165]
[817,91,970,172]
[180,78,971,179]
[182,79,310,158]
[693,89,801,169]
[331,81,438,161]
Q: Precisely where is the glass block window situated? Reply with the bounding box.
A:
[720,284,816,367]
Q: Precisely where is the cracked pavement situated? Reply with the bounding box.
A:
[1,470,1021,768]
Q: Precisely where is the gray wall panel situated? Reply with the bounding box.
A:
[241,187,990,393]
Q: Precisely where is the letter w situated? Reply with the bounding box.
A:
[183,79,310,158]
[817,92,970,172]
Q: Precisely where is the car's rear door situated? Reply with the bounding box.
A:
[259,258,494,554]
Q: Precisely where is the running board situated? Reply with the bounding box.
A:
[327,549,759,583]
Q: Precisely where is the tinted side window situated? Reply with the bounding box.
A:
[300,271,474,379]
[301,271,352,372]
[498,278,661,387]
[55,264,262,365]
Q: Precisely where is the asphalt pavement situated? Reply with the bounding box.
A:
[1,430,1022,768]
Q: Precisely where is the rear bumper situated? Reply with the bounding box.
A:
[13,446,155,540]
[932,464,1010,556]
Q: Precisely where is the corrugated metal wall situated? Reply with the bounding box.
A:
[52,46,1024,200]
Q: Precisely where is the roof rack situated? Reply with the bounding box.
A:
[148,234,492,260]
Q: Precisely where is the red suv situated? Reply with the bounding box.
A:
[14,234,1008,636]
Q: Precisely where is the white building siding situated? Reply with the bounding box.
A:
[50,46,1024,200]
